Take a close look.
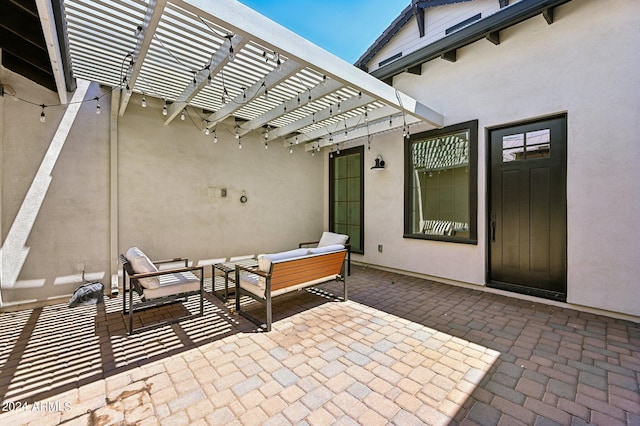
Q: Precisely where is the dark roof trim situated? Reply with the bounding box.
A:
[354,0,471,70]
[366,0,572,81]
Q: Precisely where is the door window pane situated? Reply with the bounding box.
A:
[503,129,551,162]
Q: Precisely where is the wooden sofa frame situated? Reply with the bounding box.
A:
[234,249,347,331]
[120,255,204,334]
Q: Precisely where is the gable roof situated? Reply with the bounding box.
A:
[356,0,572,82]
[355,0,471,71]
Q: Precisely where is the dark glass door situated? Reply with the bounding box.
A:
[329,146,364,253]
[489,115,567,301]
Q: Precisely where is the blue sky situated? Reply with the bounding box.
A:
[238,0,409,64]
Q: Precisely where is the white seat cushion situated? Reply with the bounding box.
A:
[142,271,200,299]
[126,247,160,289]
[318,232,348,247]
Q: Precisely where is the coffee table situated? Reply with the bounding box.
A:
[212,258,258,302]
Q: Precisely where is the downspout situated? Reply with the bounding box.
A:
[110,90,120,295]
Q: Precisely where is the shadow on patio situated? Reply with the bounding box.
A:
[0,267,638,425]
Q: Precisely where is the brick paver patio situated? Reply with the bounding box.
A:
[0,266,638,425]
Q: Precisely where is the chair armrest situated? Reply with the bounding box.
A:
[235,264,269,278]
[129,265,203,279]
[153,257,189,267]
[299,240,319,248]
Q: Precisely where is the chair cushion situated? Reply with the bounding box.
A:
[142,271,200,299]
[258,248,309,272]
[125,247,160,289]
[318,232,348,247]
[308,244,344,254]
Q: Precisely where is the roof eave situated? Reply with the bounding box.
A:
[369,0,573,82]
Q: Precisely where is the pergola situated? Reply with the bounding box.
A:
[40,0,443,151]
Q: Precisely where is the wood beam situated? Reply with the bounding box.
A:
[238,78,343,136]
[35,0,68,103]
[441,50,457,62]
[486,31,500,45]
[118,0,167,116]
[543,7,555,24]
[164,34,245,125]
[177,0,443,127]
[205,59,302,128]
[270,93,375,140]
[292,105,398,145]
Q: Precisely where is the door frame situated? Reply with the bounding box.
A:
[486,113,568,301]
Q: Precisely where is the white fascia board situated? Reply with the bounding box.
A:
[35,0,68,104]
[119,0,167,116]
[176,0,443,127]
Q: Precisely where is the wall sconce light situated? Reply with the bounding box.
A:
[371,155,385,170]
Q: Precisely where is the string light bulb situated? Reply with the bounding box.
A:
[162,99,168,116]
[95,98,101,114]
[141,95,147,108]
[39,104,46,123]
[180,109,185,121]
[289,146,293,154]
[205,127,210,136]
[213,128,218,143]
[337,96,341,113]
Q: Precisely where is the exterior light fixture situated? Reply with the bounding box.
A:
[371,155,385,170]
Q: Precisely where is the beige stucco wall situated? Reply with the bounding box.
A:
[1,72,324,307]
[350,0,640,318]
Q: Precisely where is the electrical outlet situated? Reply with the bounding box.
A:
[378,244,383,253]
[221,188,227,197]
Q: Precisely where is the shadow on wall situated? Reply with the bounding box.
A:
[1,80,91,306]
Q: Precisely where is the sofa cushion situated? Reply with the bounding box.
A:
[318,232,348,247]
[125,247,160,289]
[308,244,344,255]
[258,248,309,272]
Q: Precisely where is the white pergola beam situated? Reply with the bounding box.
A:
[293,105,398,145]
[239,78,343,136]
[205,59,302,128]
[270,93,375,140]
[164,35,244,124]
[303,115,423,150]
[118,0,167,116]
[177,0,443,127]
[35,0,68,104]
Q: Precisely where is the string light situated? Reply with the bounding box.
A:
[213,127,218,143]
[289,146,293,154]
[337,96,341,113]
[162,99,168,116]
[134,25,143,37]
[264,141,269,150]
[180,109,185,121]
[226,34,235,62]
[95,97,101,114]
[40,104,46,123]
[141,94,147,108]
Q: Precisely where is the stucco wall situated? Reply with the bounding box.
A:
[117,95,324,263]
[1,73,324,307]
[353,0,640,317]
[1,74,110,305]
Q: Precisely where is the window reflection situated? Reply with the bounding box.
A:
[410,130,470,237]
